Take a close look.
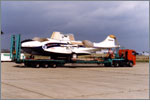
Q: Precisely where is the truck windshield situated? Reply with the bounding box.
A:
[132,51,136,56]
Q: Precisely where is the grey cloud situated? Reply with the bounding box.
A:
[1,1,149,52]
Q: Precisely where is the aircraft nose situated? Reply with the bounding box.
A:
[21,39,33,47]
[21,39,42,47]
[21,39,33,43]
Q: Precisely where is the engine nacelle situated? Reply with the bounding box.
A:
[82,40,93,47]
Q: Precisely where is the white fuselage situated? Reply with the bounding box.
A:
[21,38,96,56]
[21,35,120,56]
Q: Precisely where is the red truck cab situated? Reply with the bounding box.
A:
[119,49,136,65]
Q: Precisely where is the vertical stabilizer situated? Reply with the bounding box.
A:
[94,35,120,48]
[50,32,63,40]
[50,32,75,41]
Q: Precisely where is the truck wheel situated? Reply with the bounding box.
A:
[128,62,133,67]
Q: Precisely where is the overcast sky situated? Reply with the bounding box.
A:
[1,1,149,52]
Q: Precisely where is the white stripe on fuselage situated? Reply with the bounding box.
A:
[43,46,97,54]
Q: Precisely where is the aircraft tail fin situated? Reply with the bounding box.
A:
[94,35,120,48]
[50,32,75,41]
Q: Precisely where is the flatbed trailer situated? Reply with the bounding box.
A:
[16,58,126,68]
[10,34,136,68]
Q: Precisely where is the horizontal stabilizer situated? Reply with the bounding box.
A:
[82,40,93,47]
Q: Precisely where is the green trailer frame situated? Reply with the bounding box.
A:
[10,34,21,63]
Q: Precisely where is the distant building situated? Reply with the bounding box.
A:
[142,51,149,56]
[136,51,149,56]
[1,53,25,62]
[1,53,12,62]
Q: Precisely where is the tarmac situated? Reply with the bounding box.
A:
[1,62,149,99]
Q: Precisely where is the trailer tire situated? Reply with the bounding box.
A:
[32,63,40,68]
[51,64,57,68]
[114,62,119,67]
[24,62,31,67]
[35,63,40,68]
[43,63,49,68]
[71,53,77,61]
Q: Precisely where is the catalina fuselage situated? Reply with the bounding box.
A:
[21,38,95,57]
[21,34,119,58]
